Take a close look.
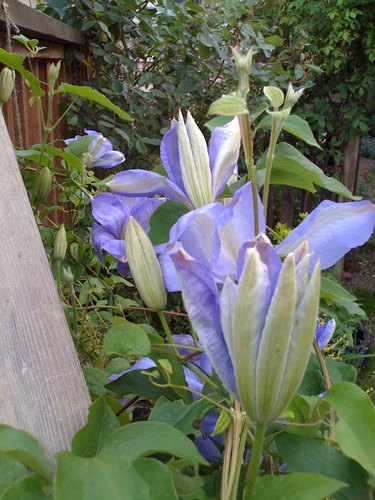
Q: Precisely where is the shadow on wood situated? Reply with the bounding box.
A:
[0,112,91,462]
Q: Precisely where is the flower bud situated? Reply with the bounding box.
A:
[232,47,253,94]
[125,216,167,311]
[0,68,15,106]
[63,266,74,284]
[35,167,52,200]
[54,224,67,261]
[48,61,61,88]
[178,111,213,209]
[284,82,304,110]
[263,86,284,110]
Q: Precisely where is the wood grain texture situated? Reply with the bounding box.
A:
[0,112,91,461]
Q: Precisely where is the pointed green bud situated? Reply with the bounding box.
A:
[231,47,253,95]
[48,61,61,88]
[63,266,74,284]
[263,86,284,110]
[178,111,213,209]
[284,82,304,110]
[125,217,167,311]
[35,167,52,200]
[0,68,15,107]
[54,224,67,261]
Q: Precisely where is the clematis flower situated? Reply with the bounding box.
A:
[107,112,241,209]
[64,129,125,168]
[315,319,336,350]
[91,192,163,276]
[171,237,321,425]
[158,182,375,290]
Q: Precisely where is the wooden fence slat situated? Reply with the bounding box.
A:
[0,112,91,461]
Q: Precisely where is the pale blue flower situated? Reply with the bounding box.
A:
[64,129,125,168]
[107,112,241,209]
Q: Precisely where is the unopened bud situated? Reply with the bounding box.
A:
[232,47,253,95]
[54,224,67,261]
[63,266,74,284]
[0,68,15,106]
[35,167,52,200]
[263,86,284,110]
[48,61,61,88]
[284,83,304,110]
[125,217,167,311]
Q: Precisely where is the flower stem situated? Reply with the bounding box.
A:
[56,260,64,301]
[262,115,279,222]
[238,115,259,236]
[313,340,335,440]
[243,422,266,500]
[157,310,179,357]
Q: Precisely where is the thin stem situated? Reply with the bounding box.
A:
[157,310,180,357]
[243,422,266,500]
[185,361,218,390]
[313,340,335,440]
[56,260,63,301]
[238,115,259,236]
[262,115,278,221]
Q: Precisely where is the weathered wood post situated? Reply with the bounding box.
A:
[0,112,91,461]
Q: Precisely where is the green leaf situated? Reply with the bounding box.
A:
[257,114,320,149]
[148,201,189,246]
[264,35,285,47]
[208,95,248,116]
[298,354,356,396]
[204,115,233,132]
[65,135,94,158]
[0,48,44,97]
[45,146,84,172]
[103,322,151,360]
[55,83,132,121]
[276,433,369,500]
[55,454,177,500]
[1,475,50,500]
[0,425,50,478]
[0,453,28,496]
[99,421,208,464]
[324,382,375,476]
[83,366,110,397]
[253,473,347,500]
[320,277,366,317]
[256,143,359,199]
[149,397,211,435]
[72,397,121,458]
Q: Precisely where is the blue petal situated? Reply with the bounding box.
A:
[108,357,157,383]
[92,193,129,237]
[171,250,237,396]
[108,170,192,208]
[160,119,185,191]
[92,151,125,168]
[277,200,375,272]
[209,118,241,199]
[316,319,336,350]
[92,223,116,260]
[215,183,266,277]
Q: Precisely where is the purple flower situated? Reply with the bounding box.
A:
[315,319,336,350]
[171,237,322,425]
[107,112,241,209]
[157,182,375,290]
[64,129,125,168]
[92,192,164,275]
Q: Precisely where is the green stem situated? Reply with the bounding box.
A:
[157,310,180,357]
[313,340,335,440]
[238,115,259,236]
[243,422,266,500]
[228,416,250,500]
[56,260,64,301]
[262,115,279,222]
[185,361,218,390]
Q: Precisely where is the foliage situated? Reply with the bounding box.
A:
[1,14,375,498]
[39,0,301,163]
